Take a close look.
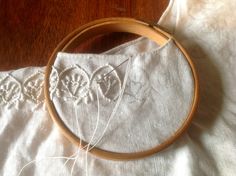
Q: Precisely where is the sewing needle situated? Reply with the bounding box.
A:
[97,58,129,81]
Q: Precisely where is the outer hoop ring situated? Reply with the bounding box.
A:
[44,17,199,160]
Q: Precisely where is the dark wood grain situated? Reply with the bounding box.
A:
[0,0,168,71]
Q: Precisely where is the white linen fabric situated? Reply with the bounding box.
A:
[0,0,236,176]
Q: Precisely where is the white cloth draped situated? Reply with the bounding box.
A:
[0,0,236,175]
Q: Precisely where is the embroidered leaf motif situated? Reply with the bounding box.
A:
[49,67,59,99]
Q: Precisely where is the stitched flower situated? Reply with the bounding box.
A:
[23,72,44,104]
[0,75,22,107]
[54,64,122,105]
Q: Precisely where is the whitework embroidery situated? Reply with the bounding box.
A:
[0,74,23,108]
[50,64,122,105]
[0,71,44,109]
[23,72,45,104]
[0,64,123,108]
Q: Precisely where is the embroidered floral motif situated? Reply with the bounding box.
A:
[23,72,44,104]
[51,64,122,105]
[0,74,22,108]
[0,73,45,109]
[0,63,123,108]
[90,64,122,102]
[56,65,91,104]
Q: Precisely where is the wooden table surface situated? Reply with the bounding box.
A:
[0,0,168,71]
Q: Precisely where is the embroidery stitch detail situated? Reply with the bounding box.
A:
[0,63,123,108]
[52,64,122,105]
[0,74,22,108]
[23,71,45,104]
[0,72,45,109]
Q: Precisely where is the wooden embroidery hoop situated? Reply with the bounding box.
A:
[44,17,199,160]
